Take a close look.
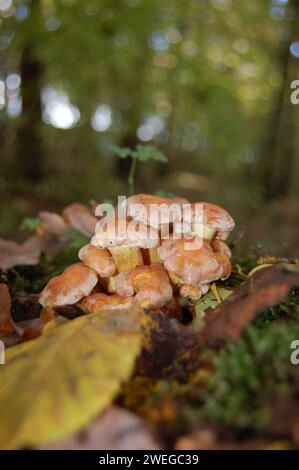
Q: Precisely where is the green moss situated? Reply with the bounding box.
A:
[202,320,299,432]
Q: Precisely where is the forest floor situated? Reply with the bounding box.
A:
[0,199,299,450]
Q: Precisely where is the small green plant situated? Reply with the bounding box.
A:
[115,144,168,195]
[21,217,42,231]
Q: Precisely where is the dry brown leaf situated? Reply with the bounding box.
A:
[0,236,43,270]
[202,264,299,345]
[44,406,162,450]
[62,203,97,237]
[38,211,69,235]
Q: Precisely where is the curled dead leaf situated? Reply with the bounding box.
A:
[202,264,299,345]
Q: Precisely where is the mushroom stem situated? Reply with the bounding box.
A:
[211,282,222,303]
[99,276,116,293]
[108,246,143,272]
[192,224,216,242]
[142,247,162,265]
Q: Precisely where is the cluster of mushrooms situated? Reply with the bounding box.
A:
[39,194,235,315]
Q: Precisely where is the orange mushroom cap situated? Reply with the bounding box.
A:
[120,194,189,228]
[79,293,134,314]
[200,202,235,240]
[78,244,116,277]
[39,262,98,307]
[91,218,160,249]
[114,263,173,309]
[179,283,210,301]
[158,237,230,285]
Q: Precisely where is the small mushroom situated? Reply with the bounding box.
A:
[91,218,159,272]
[198,202,235,241]
[114,263,173,309]
[39,262,98,307]
[78,244,116,277]
[79,293,134,314]
[158,237,230,286]
[179,283,210,301]
[176,202,235,241]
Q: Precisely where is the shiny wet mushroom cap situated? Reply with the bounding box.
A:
[39,262,98,307]
[78,244,116,277]
[114,263,173,309]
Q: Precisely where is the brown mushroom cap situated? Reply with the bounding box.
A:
[91,218,160,249]
[157,237,229,285]
[199,202,235,240]
[120,194,188,228]
[78,244,116,277]
[79,293,134,314]
[114,263,173,309]
[39,262,98,307]
[179,283,210,301]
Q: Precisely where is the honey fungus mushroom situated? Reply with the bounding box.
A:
[176,202,235,242]
[79,293,134,314]
[157,237,231,286]
[91,218,160,272]
[114,263,173,309]
[39,262,98,307]
[78,244,116,277]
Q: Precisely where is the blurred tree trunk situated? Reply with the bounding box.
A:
[262,0,299,199]
[15,0,44,185]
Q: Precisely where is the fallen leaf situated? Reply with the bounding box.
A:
[44,406,162,450]
[202,264,299,345]
[0,236,43,270]
[0,308,142,449]
[136,311,197,377]
[62,203,97,237]
[38,211,69,235]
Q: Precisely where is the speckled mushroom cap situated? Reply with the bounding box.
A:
[39,262,98,307]
[114,263,173,309]
[79,292,134,314]
[91,218,160,249]
[157,237,231,285]
[78,244,116,277]
[119,194,189,228]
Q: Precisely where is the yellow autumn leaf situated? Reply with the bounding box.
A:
[0,308,142,450]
